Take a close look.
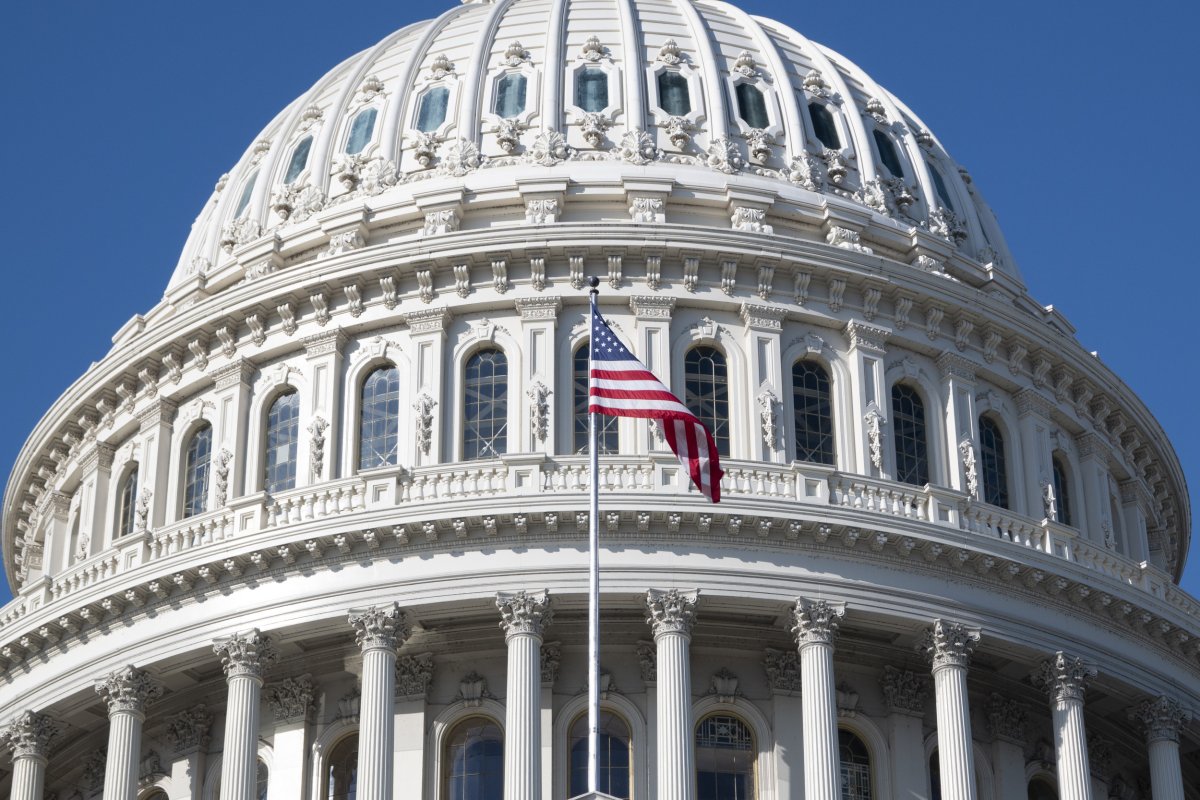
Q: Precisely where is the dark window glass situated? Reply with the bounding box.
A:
[979,416,1009,508]
[809,101,840,149]
[658,70,691,116]
[1052,455,1073,526]
[891,384,929,486]
[183,424,212,518]
[792,361,835,465]
[327,735,358,800]
[1028,779,1057,800]
[574,344,618,454]
[346,107,378,154]
[696,714,755,800]
[576,67,609,112]
[360,366,401,469]
[570,711,631,798]
[264,391,300,493]
[685,346,730,458]
[873,129,904,178]
[735,82,769,129]
[284,136,312,184]
[446,718,503,800]
[118,466,138,536]
[417,86,450,132]
[464,349,508,459]
[235,170,258,218]
[256,759,269,800]
[495,73,527,118]
[929,750,941,800]
[927,161,956,212]
[840,730,872,800]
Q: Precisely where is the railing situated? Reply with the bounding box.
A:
[830,473,928,521]
[265,478,367,527]
[958,502,1045,552]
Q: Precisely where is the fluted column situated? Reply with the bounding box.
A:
[1,711,59,800]
[1034,652,1096,800]
[214,630,278,800]
[349,603,412,800]
[1130,696,1191,800]
[790,598,845,800]
[646,588,698,800]
[921,620,980,800]
[498,590,553,800]
[96,665,164,800]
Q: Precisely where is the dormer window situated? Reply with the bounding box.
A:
[808,102,840,149]
[576,67,609,113]
[495,73,527,119]
[345,107,378,154]
[657,71,691,116]
[927,161,956,211]
[284,136,312,184]
[735,83,769,128]
[234,170,258,218]
[416,86,450,132]
[873,129,904,178]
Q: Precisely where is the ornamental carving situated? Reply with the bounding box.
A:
[920,619,980,669]
[657,39,684,65]
[826,225,871,254]
[581,35,606,62]
[429,53,455,80]
[705,137,743,174]
[822,148,848,183]
[135,487,152,533]
[864,404,884,470]
[785,154,824,191]
[496,590,553,638]
[540,641,561,685]
[423,208,460,236]
[619,129,659,165]
[412,132,439,168]
[214,448,232,507]
[164,704,213,753]
[630,197,665,224]
[266,675,315,723]
[456,672,491,706]
[527,381,551,443]
[1033,651,1095,703]
[326,230,364,257]
[413,392,437,455]
[928,206,967,246]
[762,648,802,694]
[1,711,59,759]
[731,206,772,234]
[529,130,570,166]
[220,217,262,253]
[1129,696,1191,744]
[646,588,699,637]
[746,128,772,163]
[81,747,107,791]
[270,182,324,222]
[348,602,412,652]
[308,417,328,479]
[880,666,929,715]
[635,640,657,683]
[437,138,481,177]
[525,198,559,225]
[664,116,692,149]
[790,598,845,646]
[580,113,609,147]
[495,118,523,153]
[213,629,278,679]
[95,665,164,714]
[803,69,828,96]
[396,652,435,699]
[732,51,760,77]
[985,693,1027,742]
[710,668,741,703]
[502,40,529,67]
[758,389,781,451]
[959,436,978,499]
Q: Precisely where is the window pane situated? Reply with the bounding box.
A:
[658,70,691,116]
[695,715,755,800]
[417,86,450,133]
[264,392,300,493]
[873,129,905,178]
[979,416,1009,508]
[685,346,730,457]
[464,349,508,460]
[792,361,835,465]
[574,344,618,454]
[326,734,358,800]
[360,366,401,469]
[235,170,258,218]
[118,466,139,536]
[569,711,631,798]
[447,719,503,800]
[809,101,840,149]
[1052,456,1073,526]
[183,425,212,518]
[927,161,956,212]
[839,730,872,800]
[576,67,609,112]
[284,136,312,184]
[495,74,527,119]
[891,385,929,486]
[735,83,769,128]
[346,107,378,154]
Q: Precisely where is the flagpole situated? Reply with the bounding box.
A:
[587,276,601,795]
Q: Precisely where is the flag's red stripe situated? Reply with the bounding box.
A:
[589,387,684,403]
[589,368,661,382]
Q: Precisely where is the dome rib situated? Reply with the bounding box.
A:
[668,0,729,141]
[538,0,570,130]
[615,0,648,132]
[458,0,517,147]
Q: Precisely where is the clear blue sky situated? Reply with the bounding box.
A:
[0,1,1196,602]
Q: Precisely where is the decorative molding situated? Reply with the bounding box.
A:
[213,629,278,680]
[165,704,213,753]
[1033,651,1095,703]
[739,303,786,331]
[265,674,315,723]
[396,652,435,700]
[845,320,888,353]
[985,693,1026,743]
[0,711,59,759]
[762,648,802,695]
[635,640,657,683]
[540,641,561,686]
[790,597,845,646]
[920,619,980,669]
[1129,695,1191,744]
[95,665,164,714]
[348,602,411,652]
[496,590,553,638]
[645,588,698,637]
[880,666,929,716]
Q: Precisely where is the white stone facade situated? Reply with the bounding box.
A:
[0,1,1195,799]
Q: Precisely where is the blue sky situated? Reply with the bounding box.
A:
[0,1,1196,602]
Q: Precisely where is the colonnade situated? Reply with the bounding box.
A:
[0,594,1193,800]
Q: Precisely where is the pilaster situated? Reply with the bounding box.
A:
[405,307,452,465]
[265,676,315,800]
[764,649,804,796]
[629,296,675,454]
[844,320,889,476]
[986,694,1028,800]
[137,399,177,529]
[1015,388,1055,521]
[165,704,213,800]
[740,304,788,463]
[394,653,434,795]
[303,330,347,483]
[208,358,255,501]
[937,353,977,496]
[516,298,561,454]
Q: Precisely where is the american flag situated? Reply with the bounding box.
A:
[588,298,723,503]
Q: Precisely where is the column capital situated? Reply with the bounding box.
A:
[1,711,59,759]
[348,602,412,653]
[165,704,213,754]
[1033,651,1095,703]
[95,665,164,715]
[645,588,698,638]
[213,629,278,680]
[396,653,435,700]
[985,693,1028,744]
[265,675,316,724]
[789,597,845,647]
[920,619,980,670]
[1129,695,1192,744]
[880,665,930,716]
[496,590,553,639]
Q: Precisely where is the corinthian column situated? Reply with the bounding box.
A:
[1130,696,1191,800]
[1034,652,1096,800]
[1,711,59,800]
[95,665,164,800]
[349,603,412,800]
[214,630,278,800]
[646,588,698,800]
[497,590,553,800]
[790,598,846,800]
[921,620,980,800]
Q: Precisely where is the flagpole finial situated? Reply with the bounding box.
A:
[588,275,600,292]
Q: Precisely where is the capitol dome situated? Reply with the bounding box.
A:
[0,0,1195,799]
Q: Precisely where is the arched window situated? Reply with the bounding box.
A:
[417,86,450,133]
[234,170,258,218]
[264,391,300,493]
[284,136,313,184]
[495,74,527,119]
[345,107,378,155]
[684,346,730,458]
[464,349,508,460]
[792,361,834,465]
[809,101,840,149]
[735,83,769,129]
[446,717,503,800]
[929,750,941,800]
[117,465,139,537]
[576,67,609,112]
[182,424,212,519]
[695,714,755,800]
[1027,777,1057,800]
[574,343,618,454]
[570,710,631,798]
[927,161,956,212]
[658,71,691,116]
[1052,454,1073,526]
[891,385,929,486]
[327,735,358,800]
[978,416,1009,508]
[359,365,401,469]
[840,729,872,799]
[872,129,904,178]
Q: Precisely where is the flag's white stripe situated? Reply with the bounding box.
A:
[694,425,711,496]
[589,377,674,393]
[589,359,655,373]
[591,396,694,414]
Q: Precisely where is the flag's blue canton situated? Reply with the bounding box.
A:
[591,313,629,362]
